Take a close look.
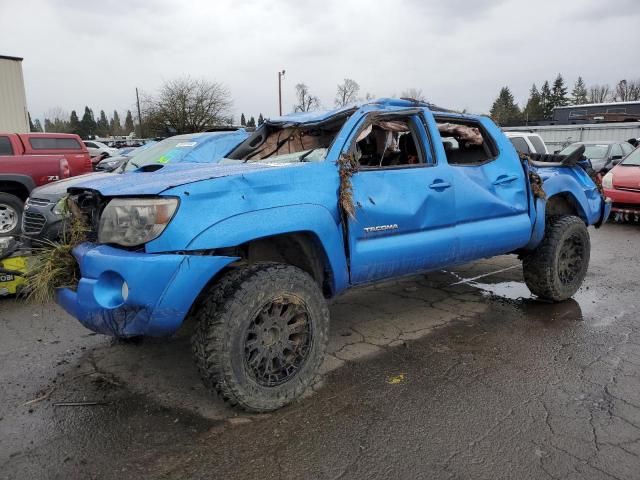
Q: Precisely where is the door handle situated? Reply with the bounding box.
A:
[493,175,518,185]
[429,180,452,190]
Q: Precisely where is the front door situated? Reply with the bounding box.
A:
[346,110,456,284]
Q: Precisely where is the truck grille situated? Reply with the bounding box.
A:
[23,211,47,235]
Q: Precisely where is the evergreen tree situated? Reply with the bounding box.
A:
[523,84,544,122]
[124,110,135,135]
[571,77,588,105]
[247,116,256,128]
[44,119,54,132]
[28,112,35,131]
[110,110,122,136]
[96,110,109,137]
[489,87,521,125]
[79,106,97,138]
[540,81,553,119]
[258,113,264,125]
[69,110,81,135]
[32,118,43,132]
[551,73,569,109]
[240,113,246,126]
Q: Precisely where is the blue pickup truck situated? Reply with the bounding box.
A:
[57,98,610,411]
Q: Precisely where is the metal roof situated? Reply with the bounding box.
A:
[554,101,640,110]
[0,55,24,62]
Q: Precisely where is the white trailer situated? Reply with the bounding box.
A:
[0,55,29,133]
[504,122,640,152]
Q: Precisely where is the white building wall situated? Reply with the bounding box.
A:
[504,123,640,151]
[0,56,30,133]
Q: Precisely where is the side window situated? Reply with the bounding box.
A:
[621,143,634,156]
[0,136,13,156]
[610,144,623,158]
[84,142,96,148]
[528,136,546,154]
[354,115,431,169]
[30,137,82,150]
[509,137,530,154]
[435,119,496,165]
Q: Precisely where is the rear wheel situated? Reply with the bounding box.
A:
[191,262,329,412]
[0,193,23,237]
[523,215,590,302]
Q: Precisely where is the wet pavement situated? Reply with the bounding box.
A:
[1,222,639,479]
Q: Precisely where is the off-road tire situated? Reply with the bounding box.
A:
[523,215,590,302]
[191,262,329,412]
[0,193,23,237]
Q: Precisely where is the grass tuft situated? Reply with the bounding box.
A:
[25,201,88,303]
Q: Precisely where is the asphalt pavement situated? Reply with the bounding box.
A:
[1,222,639,480]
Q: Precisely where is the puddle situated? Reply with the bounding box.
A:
[469,280,533,301]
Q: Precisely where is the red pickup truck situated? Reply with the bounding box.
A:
[0,133,82,236]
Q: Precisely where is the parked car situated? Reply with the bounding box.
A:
[83,140,119,159]
[55,98,609,412]
[504,132,548,154]
[0,134,73,236]
[602,146,640,219]
[559,141,635,173]
[22,131,247,243]
[0,133,92,177]
[95,141,157,172]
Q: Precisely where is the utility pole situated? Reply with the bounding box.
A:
[278,70,285,116]
[136,87,144,138]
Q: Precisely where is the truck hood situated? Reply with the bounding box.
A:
[31,172,112,199]
[67,161,296,196]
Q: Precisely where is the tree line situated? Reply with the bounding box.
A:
[239,113,265,128]
[490,75,640,125]
[31,106,137,138]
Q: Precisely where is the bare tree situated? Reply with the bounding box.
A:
[293,83,320,112]
[614,79,640,102]
[401,88,426,102]
[588,84,612,104]
[335,78,360,107]
[142,77,233,134]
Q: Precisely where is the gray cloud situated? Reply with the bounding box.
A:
[0,0,638,125]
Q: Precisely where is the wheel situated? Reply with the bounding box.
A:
[523,215,590,302]
[0,193,23,237]
[191,262,329,412]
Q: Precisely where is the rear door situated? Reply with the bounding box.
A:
[435,116,531,261]
[345,109,457,284]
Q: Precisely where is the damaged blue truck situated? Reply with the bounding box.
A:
[55,98,610,411]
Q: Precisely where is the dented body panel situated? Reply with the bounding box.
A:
[56,99,608,337]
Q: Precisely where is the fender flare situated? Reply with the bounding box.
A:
[525,176,597,250]
[185,203,350,294]
[0,174,36,193]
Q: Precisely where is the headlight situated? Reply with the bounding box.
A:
[53,196,68,216]
[98,197,178,247]
[602,172,613,189]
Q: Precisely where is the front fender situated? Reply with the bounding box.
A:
[185,204,350,293]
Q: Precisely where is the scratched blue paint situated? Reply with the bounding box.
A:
[57,99,606,337]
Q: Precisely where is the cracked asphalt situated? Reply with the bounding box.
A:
[1,222,639,479]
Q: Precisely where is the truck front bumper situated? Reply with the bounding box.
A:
[56,243,238,337]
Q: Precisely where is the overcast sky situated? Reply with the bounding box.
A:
[1,0,639,124]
